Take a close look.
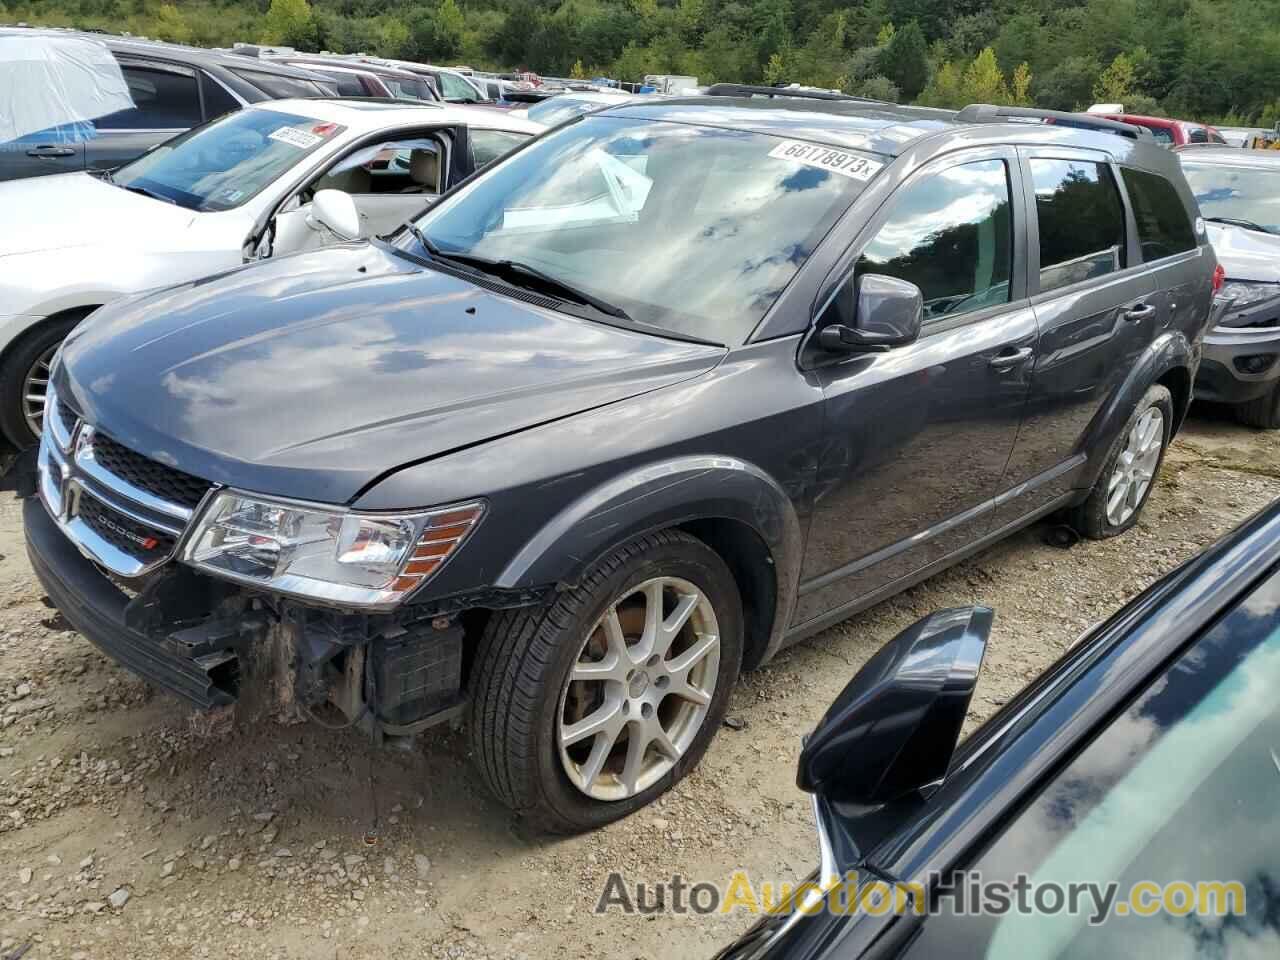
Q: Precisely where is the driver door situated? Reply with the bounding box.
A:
[271,127,461,256]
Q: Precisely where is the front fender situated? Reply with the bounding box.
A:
[1076,329,1195,491]
[495,455,804,662]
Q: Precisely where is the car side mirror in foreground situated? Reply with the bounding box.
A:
[818,274,924,354]
[308,189,362,242]
[797,606,992,804]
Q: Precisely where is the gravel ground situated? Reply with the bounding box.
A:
[1,406,1277,960]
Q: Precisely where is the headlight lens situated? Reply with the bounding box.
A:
[1219,280,1280,323]
[182,492,484,608]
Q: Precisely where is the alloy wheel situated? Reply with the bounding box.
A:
[21,344,58,441]
[1106,407,1165,526]
[557,577,720,801]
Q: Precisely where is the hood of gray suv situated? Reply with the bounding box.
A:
[56,243,724,505]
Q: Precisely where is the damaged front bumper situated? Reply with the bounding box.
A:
[25,494,468,733]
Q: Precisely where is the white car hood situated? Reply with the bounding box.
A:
[0,172,197,259]
[1206,221,1280,283]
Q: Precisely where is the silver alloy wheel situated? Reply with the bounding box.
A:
[1106,406,1165,527]
[557,576,720,801]
[21,344,58,441]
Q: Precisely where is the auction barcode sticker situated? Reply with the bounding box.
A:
[767,140,883,180]
[269,126,324,150]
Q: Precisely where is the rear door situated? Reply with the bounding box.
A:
[992,147,1157,529]
[87,58,204,173]
[795,147,1038,626]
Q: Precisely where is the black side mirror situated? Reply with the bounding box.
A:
[818,274,924,354]
[797,606,992,804]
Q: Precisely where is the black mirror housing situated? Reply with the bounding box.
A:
[817,274,924,355]
[796,606,992,804]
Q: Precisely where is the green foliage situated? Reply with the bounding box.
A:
[877,20,927,99]
[7,0,1280,121]
[262,0,318,47]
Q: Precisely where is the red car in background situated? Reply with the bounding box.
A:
[1097,113,1228,146]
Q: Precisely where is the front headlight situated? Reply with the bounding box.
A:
[1219,280,1280,323]
[182,491,484,608]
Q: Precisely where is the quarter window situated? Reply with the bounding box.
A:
[1030,158,1126,293]
[857,159,1013,322]
[1121,168,1197,260]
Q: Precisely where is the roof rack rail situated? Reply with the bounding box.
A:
[706,83,886,104]
[956,104,1152,139]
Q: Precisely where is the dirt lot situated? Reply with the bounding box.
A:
[1,407,1277,960]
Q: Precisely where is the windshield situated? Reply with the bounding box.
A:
[527,96,618,126]
[405,116,878,343]
[437,71,483,102]
[1182,162,1280,233]
[111,109,343,212]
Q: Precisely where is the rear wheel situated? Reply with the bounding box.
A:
[1234,381,1280,429]
[1067,383,1173,539]
[0,313,90,448]
[468,530,743,833]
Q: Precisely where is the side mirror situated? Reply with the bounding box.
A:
[797,606,992,804]
[818,274,923,354]
[307,189,361,241]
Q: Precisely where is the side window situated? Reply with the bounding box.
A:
[1030,158,1126,294]
[312,135,445,197]
[96,65,201,130]
[856,158,1013,323]
[438,72,479,102]
[470,129,529,168]
[199,73,240,121]
[1120,168,1197,261]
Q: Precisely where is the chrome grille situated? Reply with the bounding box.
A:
[37,387,214,578]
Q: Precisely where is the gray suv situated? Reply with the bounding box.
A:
[23,93,1218,833]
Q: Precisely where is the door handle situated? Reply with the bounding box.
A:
[1124,303,1157,322]
[988,346,1034,371]
[26,146,76,158]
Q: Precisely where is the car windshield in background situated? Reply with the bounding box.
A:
[1182,162,1280,234]
[110,109,342,212]
[437,71,483,101]
[384,76,437,101]
[527,96,616,126]
[408,116,879,343]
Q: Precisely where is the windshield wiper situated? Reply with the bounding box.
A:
[1204,216,1277,235]
[403,229,631,320]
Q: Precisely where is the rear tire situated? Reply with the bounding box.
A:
[1234,381,1280,430]
[0,313,89,448]
[468,529,743,833]
[1067,383,1173,540]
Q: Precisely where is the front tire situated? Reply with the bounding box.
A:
[468,529,743,833]
[0,314,88,448]
[1235,381,1280,430]
[1067,383,1173,540]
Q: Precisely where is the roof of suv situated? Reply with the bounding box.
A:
[601,97,1180,164]
[54,31,332,81]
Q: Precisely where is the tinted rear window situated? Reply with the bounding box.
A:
[1121,168,1197,260]
[232,69,330,99]
[1030,158,1126,293]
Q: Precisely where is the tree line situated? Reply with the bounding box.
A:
[7,0,1280,124]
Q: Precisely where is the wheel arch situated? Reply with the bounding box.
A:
[493,455,804,670]
[1076,330,1195,491]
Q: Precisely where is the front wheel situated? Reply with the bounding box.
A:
[1067,383,1173,539]
[0,314,88,448]
[468,530,743,833]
